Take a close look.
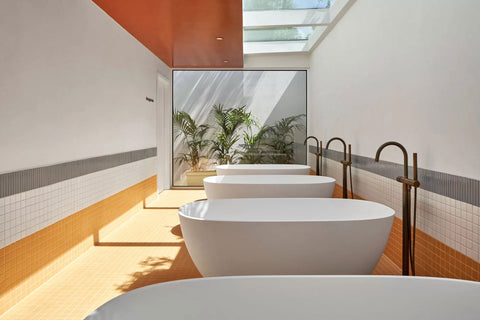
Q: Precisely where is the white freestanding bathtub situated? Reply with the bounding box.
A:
[85,276,480,320]
[216,164,311,175]
[204,175,335,199]
[178,198,394,276]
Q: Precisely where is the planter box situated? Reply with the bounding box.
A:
[186,170,217,187]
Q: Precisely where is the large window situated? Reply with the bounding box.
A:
[172,70,307,187]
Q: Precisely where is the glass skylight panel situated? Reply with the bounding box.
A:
[244,41,308,54]
[242,0,350,54]
[243,0,332,11]
[244,27,315,42]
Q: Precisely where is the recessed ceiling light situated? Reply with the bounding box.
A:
[223,60,229,63]
[216,37,224,41]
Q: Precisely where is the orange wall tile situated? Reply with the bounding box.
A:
[329,181,480,282]
[0,176,157,315]
[383,217,480,281]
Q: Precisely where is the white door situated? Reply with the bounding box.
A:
[156,73,171,193]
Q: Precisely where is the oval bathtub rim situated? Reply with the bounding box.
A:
[204,175,337,185]
[86,275,480,317]
[178,198,395,223]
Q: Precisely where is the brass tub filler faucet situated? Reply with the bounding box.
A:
[326,137,354,199]
[304,136,322,176]
[375,141,420,276]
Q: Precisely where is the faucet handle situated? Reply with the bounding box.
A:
[413,153,420,187]
[396,176,420,188]
[348,144,352,163]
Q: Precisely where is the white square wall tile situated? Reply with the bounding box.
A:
[0,157,156,249]
[323,163,480,264]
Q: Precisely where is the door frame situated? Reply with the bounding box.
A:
[156,72,171,193]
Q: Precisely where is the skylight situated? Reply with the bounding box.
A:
[244,27,315,42]
[243,0,352,55]
[243,0,332,11]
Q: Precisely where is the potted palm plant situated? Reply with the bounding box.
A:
[173,110,215,186]
[209,104,256,164]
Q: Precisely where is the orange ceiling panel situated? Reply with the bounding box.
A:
[92,0,243,68]
[171,0,243,68]
[92,0,173,66]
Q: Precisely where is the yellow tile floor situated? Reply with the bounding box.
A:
[1,190,399,320]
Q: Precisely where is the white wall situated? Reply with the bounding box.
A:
[308,0,480,180]
[0,0,171,174]
[244,53,310,69]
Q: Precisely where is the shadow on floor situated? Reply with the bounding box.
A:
[115,226,201,293]
[115,244,201,293]
[170,224,183,237]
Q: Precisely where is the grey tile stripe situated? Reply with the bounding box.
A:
[0,148,157,198]
[309,145,480,207]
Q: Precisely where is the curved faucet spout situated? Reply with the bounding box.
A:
[326,137,347,161]
[304,136,322,176]
[304,136,319,153]
[374,141,408,178]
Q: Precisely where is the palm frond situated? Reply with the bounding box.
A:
[262,114,305,164]
[173,110,211,171]
[209,104,256,164]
